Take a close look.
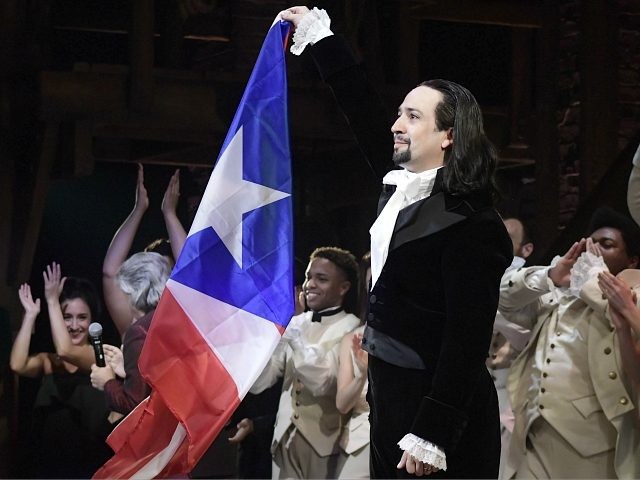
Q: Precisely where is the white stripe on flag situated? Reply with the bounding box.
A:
[166,279,282,396]
[130,423,187,480]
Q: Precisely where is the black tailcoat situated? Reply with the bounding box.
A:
[309,36,513,478]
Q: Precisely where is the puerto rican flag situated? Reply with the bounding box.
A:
[94,19,293,479]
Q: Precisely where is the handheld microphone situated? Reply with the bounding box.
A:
[88,322,106,367]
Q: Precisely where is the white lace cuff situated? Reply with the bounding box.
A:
[570,251,608,297]
[397,433,447,471]
[290,7,333,56]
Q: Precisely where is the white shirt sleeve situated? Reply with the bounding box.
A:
[493,311,531,352]
[524,255,572,295]
[524,266,552,291]
[249,336,289,394]
[398,433,447,471]
[289,7,334,56]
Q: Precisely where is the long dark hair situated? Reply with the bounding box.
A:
[420,79,500,200]
[59,277,102,321]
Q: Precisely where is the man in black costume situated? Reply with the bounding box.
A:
[281,6,513,478]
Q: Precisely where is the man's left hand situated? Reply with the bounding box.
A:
[397,450,440,477]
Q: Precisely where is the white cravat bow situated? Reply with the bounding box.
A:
[369,167,440,288]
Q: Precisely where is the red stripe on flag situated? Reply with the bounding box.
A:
[93,392,179,479]
[106,396,149,454]
[94,288,241,478]
[140,287,241,471]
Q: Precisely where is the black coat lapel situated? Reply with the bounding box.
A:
[389,192,466,251]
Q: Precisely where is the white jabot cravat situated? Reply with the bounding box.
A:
[369,167,441,288]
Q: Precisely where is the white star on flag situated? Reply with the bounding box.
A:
[189,125,290,267]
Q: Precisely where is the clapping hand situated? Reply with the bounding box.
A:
[161,169,181,216]
[599,272,640,335]
[104,344,126,378]
[18,283,40,318]
[351,333,368,373]
[43,262,66,302]
[134,163,149,213]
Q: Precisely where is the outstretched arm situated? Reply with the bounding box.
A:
[10,284,46,377]
[103,164,148,337]
[44,263,95,371]
[282,6,393,181]
[161,169,187,261]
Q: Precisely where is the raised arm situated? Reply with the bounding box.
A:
[599,271,640,338]
[43,263,95,371]
[336,330,368,414]
[161,169,187,260]
[282,7,393,181]
[598,272,640,425]
[103,164,148,337]
[10,283,47,377]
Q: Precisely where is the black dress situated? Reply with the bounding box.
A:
[30,370,113,478]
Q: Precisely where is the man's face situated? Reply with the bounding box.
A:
[591,227,638,275]
[390,86,452,173]
[303,257,350,312]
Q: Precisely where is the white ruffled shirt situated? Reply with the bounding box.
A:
[370,167,440,288]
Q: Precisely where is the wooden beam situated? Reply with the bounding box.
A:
[16,122,58,284]
[397,3,421,85]
[579,0,618,197]
[130,0,154,112]
[0,0,18,307]
[40,68,357,142]
[74,119,94,176]
[0,144,13,308]
[405,0,543,28]
[534,1,561,261]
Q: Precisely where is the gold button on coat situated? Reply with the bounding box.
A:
[608,371,617,380]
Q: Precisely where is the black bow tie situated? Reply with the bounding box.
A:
[310,307,344,323]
